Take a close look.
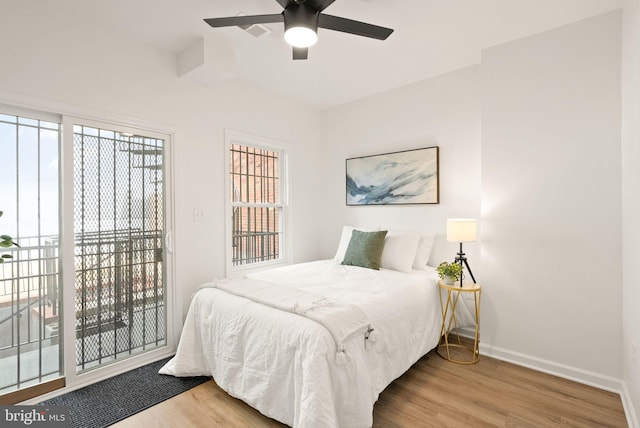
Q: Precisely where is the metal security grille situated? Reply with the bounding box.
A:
[73,125,165,371]
[0,112,61,395]
[230,144,282,266]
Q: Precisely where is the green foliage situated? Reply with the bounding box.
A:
[436,261,463,281]
[0,211,19,263]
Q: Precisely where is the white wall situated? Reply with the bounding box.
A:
[481,11,623,385]
[0,5,324,323]
[319,66,482,266]
[622,0,640,424]
[321,10,627,399]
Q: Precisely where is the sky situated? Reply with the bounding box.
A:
[0,113,164,240]
[0,113,59,238]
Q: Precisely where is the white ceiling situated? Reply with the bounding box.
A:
[56,0,623,110]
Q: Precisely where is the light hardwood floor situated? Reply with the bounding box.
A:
[113,349,627,427]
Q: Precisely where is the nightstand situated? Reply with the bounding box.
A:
[436,280,481,364]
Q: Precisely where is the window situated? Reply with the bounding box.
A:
[0,109,62,396]
[227,133,287,270]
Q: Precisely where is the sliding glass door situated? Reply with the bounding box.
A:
[0,110,63,400]
[72,123,166,372]
[0,107,172,403]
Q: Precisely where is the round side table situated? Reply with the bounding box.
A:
[436,280,481,364]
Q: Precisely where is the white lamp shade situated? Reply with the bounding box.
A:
[284,27,318,48]
[446,218,477,242]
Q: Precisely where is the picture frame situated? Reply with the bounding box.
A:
[346,146,439,205]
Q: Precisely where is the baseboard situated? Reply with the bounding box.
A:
[478,342,640,426]
[432,330,639,425]
[479,342,623,393]
[621,382,640,428]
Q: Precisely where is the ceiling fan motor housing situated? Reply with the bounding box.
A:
[284,4,320,34]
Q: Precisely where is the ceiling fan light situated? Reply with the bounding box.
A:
[284,26,317,48]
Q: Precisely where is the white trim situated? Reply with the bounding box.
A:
[64,115,177,381]
[65,115,172,142]
[479,342,624,393]
[621,381,640,428]
[224,129,292,276]
[163,129,180,354]
[465,339,637,425]
[0,89,175,136]
[61,114,77,393]
[0,102,61,123]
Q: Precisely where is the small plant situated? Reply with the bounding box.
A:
[0,211,19,263]
[437,261,463,283]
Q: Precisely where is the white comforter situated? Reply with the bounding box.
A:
[160,260,443,427]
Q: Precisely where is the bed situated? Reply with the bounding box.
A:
[160,228,466,427]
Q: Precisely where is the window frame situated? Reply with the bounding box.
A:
[224,129,290,276]
[69,119,170,373]
[61,115,176,391]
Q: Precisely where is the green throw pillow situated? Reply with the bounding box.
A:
[341,230,388,270]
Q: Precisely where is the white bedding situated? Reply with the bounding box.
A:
[159,260,445,427]
[206,277,376,361]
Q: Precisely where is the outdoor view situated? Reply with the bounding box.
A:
[0,113,61,395]
[0,112,167,397]
[73,125,166,372]
[229,143,282,266]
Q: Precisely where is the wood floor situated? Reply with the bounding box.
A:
[112,349,627,428]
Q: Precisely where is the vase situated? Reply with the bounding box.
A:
[444,276,455,285]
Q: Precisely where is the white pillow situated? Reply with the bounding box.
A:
[333,226,356,262]
[412,235,435,270]
[380,231,420,273]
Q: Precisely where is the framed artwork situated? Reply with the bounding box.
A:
[346,146,439,205]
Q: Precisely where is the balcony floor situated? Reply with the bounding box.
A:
[0,304,165,395]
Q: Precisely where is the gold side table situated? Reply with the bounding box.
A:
[436,280,481,364]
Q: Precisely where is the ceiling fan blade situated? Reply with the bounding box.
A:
[204,14,283,28]
[305,0,337,12]
[318,14,393,40]
[293,47,308,60]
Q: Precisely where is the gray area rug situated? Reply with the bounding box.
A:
[40,357,209,428]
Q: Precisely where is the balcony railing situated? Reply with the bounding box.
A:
[231,230,280,266]
[0,229,165,380]
[74,229,165,370]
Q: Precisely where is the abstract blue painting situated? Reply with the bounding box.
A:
[346,147,439,205]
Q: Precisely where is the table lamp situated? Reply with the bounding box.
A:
[446,218,477,287]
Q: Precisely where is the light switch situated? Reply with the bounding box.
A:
[193,208,205,222]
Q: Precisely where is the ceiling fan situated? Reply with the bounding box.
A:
[204,0,394,60]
